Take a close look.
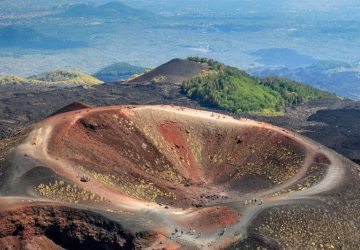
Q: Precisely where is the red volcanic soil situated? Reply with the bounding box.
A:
[157,121,203,182]
[179,206,240,231]
[128,58,209,84]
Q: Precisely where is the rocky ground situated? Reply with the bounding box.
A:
[0,83,199,139]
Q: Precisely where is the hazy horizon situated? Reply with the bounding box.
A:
[1,0,360,78]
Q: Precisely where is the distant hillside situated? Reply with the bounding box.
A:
[182,58,337,115]
[60,1,154,19]
[0,70,103,85]
[128,58,209,84]
[251,48,317,68]
[0,26,87,50]
[250,60,360,100]
[94,62,146,82]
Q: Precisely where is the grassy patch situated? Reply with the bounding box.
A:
[0,70,103,85]
[36,180,104,203]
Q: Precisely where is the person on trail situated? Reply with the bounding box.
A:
[80,175,90,182]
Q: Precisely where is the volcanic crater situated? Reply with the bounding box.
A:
[0,105,359,249]
[45,105,309,207]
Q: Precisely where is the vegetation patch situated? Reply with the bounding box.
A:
[90,171,176,203]
[183,57,337,115]
[185,127,203,162]
[36,180,104,203]
[253,205,360,249]
[0,70,103,85]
